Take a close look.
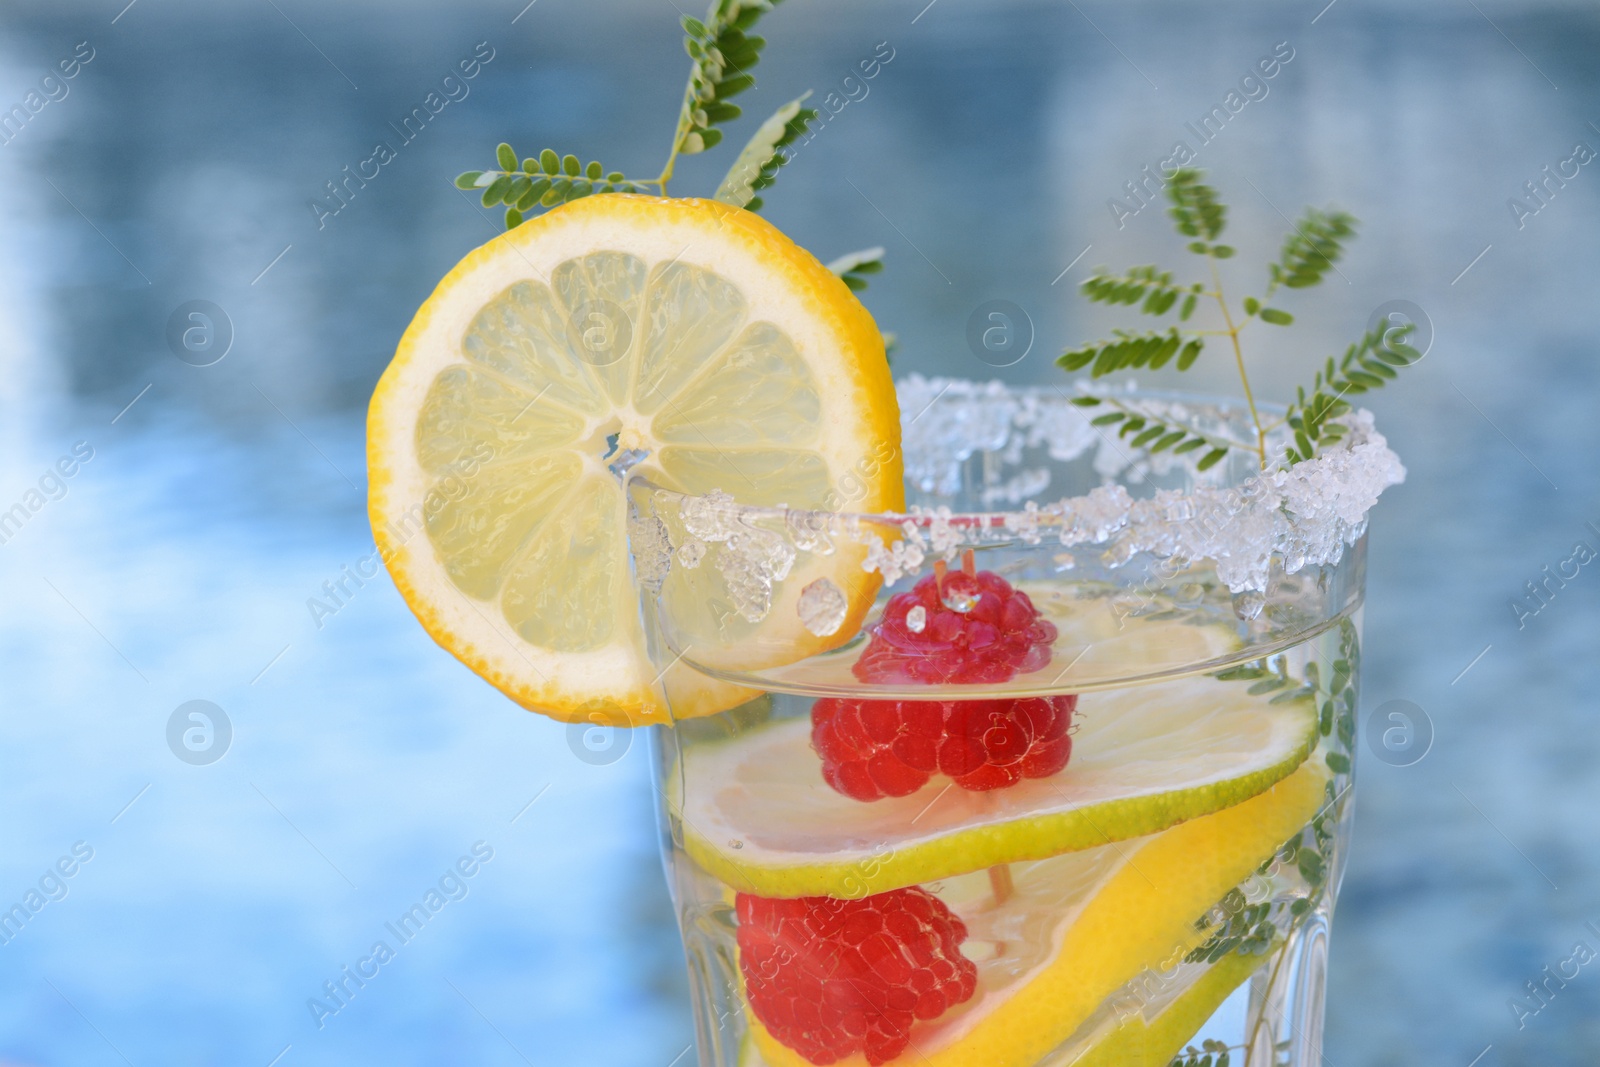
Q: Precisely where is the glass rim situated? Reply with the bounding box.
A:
[629,378,1405,595]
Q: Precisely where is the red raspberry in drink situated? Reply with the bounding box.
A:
[851,565,1057,685]
[815,554,1075,801]
[811,694,1077,800]
[737,886,979,1065]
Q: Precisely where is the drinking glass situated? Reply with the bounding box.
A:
[628,379,1399,1067]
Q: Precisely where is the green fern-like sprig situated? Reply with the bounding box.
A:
[453,7,896,349]
[714,94,818,211]
[456,147,658,229]
[671,0,783,162]
[1169,1039,1235,1067]
[1279,321,1416,464]
[1166,167,1228,247]
[1070,393,1240,472]
[457,0,817,228]
[1058,327,1200,378]
[1080,265,1202,319]
[1200,627,1360,1067]
[1061,168,1414,470]
[1186,889,1276,964]
[1268,207,1357,293]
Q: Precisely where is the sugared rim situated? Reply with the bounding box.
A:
[631,378,1405,596]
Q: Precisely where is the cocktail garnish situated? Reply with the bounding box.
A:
[737,887,978,1066]
[851,567,1056,686]
[1061,168,1420,471]
[811,694,1076,801]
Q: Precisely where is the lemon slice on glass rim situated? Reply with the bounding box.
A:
[367,195,903,726]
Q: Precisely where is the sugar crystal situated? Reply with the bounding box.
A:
[797,578,848,637]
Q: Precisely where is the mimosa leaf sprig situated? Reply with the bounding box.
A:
[1169,1038,1237,1067]
[1060,169,1419,470]
[452,0,884,298]
[456,1,819,224]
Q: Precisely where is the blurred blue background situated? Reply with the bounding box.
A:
[0,0,1596,1064]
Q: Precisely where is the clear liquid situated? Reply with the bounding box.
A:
[652,613,1359,1067]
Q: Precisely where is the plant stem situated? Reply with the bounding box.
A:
[657,129,685,191]
[1208,257,1267,468]
[1242,939,1292,1066]
[657,12,712,192]
[474,169,666,191]
[658,89,695,190]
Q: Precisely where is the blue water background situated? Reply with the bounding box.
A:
[0,1,1597,1064]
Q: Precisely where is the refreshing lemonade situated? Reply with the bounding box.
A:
[366,193,1404,1066]
[366,4,1417,1056]
[630,379,1400,1067]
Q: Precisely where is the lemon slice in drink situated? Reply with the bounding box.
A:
[368,195,902,725]
[741,762,1326,1067]
[744,943,1266,1067]
[1043,947,1263,1067]
[675,668,1317,898]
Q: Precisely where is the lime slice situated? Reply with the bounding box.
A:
[741,763,1326,1067]
[676,670,1317,898]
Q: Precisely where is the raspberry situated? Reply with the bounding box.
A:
[851,564,1057,685]
[812,694,1077,800]
[816,557,1075,801]
[737,887,978,1065]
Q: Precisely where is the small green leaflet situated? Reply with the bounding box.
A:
[714,93,815,209]
[825,246,886,292]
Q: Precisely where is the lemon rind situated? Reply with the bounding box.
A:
[366,195,903,725]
